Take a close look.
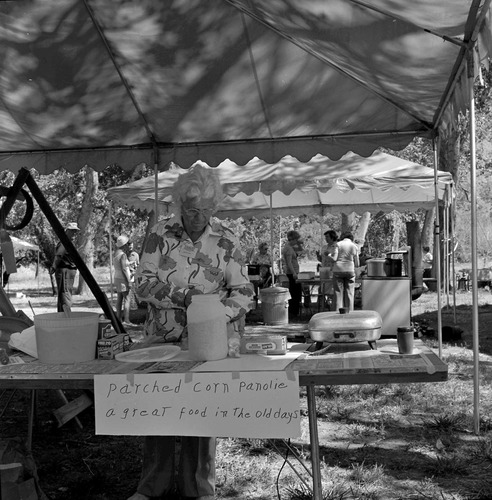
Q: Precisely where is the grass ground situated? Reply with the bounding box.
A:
[1,266,492,499]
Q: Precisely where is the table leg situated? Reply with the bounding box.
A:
[27,389,36,452]
[306,385,322,499]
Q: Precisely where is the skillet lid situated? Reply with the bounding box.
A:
[308,309,382,332]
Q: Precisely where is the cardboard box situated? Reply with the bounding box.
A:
[97,333,130,360]
[97,319,117,339]
[239,334,287,355]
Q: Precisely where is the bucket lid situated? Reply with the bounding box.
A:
[260,286,289,295]
[397,326,414,332]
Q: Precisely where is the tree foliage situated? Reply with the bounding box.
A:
[0,165,151,278]
[3,66,492,275]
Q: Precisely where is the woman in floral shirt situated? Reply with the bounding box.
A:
[129,164,254,500]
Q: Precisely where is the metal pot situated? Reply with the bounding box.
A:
[366,258,387,277]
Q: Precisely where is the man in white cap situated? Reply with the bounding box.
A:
[50,222,80,312]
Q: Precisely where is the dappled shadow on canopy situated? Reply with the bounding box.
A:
[0,0,490,172]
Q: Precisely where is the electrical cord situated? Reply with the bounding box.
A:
[271,438,313,499]
[275,438,290,500]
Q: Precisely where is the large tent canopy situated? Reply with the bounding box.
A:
[0,0,491,174]
[107,152,453,217]
[0,0,489,441]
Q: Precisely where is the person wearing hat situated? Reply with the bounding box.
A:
[114,234,133,326]
[50,222,80,312]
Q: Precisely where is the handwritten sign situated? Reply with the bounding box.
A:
[94,371,300,438]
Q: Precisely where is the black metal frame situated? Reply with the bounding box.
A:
[0,167,124,334]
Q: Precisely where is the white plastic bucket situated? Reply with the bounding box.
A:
[34,312,100,364]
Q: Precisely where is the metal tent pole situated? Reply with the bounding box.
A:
[270,194,275,285]
[467,53,480,435]
[109,202,114,305]
[450,185,457,322]
[444,193,449,308]
[37,249,40,296]
[433,139,443,359]
[154,146,159,221]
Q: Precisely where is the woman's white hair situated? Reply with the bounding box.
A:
[173,163,224,208]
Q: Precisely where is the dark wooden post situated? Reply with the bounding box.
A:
[407,220,425,297]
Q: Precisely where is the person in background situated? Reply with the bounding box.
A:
[358,245,373,267]
[332,231,359,311]
[250,241,271,266]
[250,242,273,298]
[282,230,303,320]
[114,234,132,326]
[423,246,433,278]
[316,230,338,310]
[316,230,338,269]
[128,163,254,500]
[127,241,140,310]
[50,222,79,312]
[128,241,140,274]
[357,244,374,279]
[257,263,272,289]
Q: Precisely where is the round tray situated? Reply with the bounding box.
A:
[115,345,181,363]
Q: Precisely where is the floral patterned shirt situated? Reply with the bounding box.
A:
[135,215,254,342]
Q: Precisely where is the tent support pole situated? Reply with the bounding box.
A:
[154,146,159,220]
[468,53,480,435]
[279,223,282,283]
[270,194,275,284]
[451,185,457,322]
[37,249,40,296]
[444,191,449,308]
[109,202,114,305]
[433,139,443,359]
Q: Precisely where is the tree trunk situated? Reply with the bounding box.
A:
[391,213,400,250]
[341,213,356,235]
[440,129,460,182]
[407,220,423,296]
[354,211,371,245]
[139,210,156,255]
[75,167,98,295]
[422,208,434,249]
[436,130,460,289]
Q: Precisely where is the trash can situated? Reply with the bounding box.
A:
[259,287,290,325]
